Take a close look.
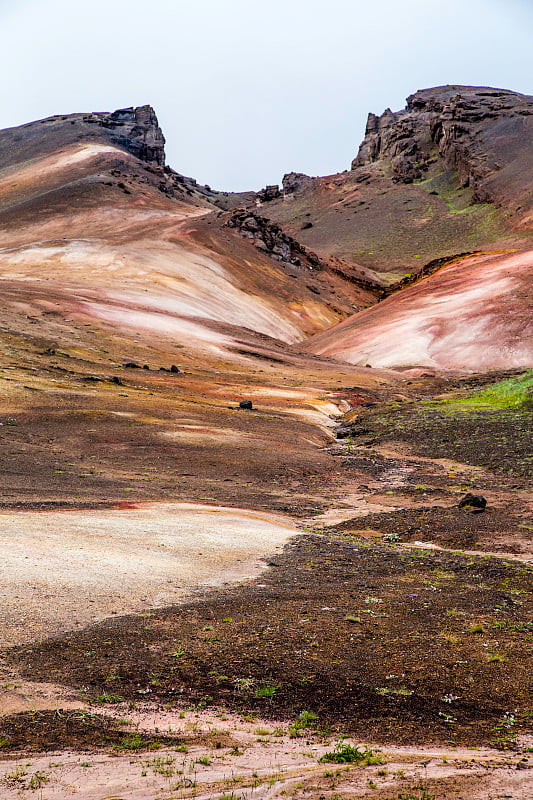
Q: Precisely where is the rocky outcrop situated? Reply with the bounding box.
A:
[225,209,325,269]
[352,86,533,205]
[282,172,315,195]
[257,184,281,202]
[84,105,166,166]
[224,209,385,295]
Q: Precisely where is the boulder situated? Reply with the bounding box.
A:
[458,493,487,513]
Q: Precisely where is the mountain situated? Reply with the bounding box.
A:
[247,85,533,279]
[237,85,532,370]
[0,102,394,511]
[0,103,381,367]
[1,88,533,786]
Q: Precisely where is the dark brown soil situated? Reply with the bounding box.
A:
[332,504,533,553]
[363,404,532,480]
[7,533,532,749]
[0,709,240,753]
[0,385,338,517]
[0,710,183,752]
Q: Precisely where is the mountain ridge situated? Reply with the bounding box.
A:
[0,84,531,374]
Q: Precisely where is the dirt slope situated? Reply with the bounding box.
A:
[305,249,533,370]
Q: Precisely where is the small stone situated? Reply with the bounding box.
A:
[458,493,487,513]
[170,365,180,373]
[239,400,253,410]
[335,426,352,439]
[124,361,141,369]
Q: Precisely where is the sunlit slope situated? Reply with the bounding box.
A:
[305,250,533,371]
[0,113,358,360]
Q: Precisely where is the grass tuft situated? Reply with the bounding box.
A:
[319,743,383,765]
[437,371,533,411]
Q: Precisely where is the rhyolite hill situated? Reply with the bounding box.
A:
[0,84,531,374]
[0,87,533,789]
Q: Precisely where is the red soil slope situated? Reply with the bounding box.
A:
[306,250,533,371]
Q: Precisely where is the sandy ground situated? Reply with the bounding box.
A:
[0,503,299,648]
[0,705,531,799]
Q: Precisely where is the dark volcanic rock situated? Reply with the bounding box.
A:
[258,184,281,202]
[282,172,315,195]
[105,105,166,166]
[352,85,533,216]
[458,493,487,513]
[224,209,326,269]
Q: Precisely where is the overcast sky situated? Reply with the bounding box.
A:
[0,0,531,190]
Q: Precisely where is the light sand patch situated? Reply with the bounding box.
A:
[81,300,235,355]
[0,235,305,344]
[0,704,529,800]
[0,143,125,187]
[0,503,299,648]
[162,425,257,444]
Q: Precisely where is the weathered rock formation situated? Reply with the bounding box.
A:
[225,209,325,269]
[282,172,315,195]
[352,86,533,214]
[102,105,166,166]
[257,184,281,202]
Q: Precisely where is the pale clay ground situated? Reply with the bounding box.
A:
[0,704,531,799]
[0,503,299,649]
[2,491,532,799]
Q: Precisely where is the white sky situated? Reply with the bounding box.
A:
[0,0,531,191]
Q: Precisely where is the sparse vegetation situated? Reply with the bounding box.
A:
[254,684,279,698]
[114,734,161,751]
[289,710,318,736]
[319,743,383,765]
[437,371,533,411]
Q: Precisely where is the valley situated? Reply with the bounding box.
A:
[0,87,531,799]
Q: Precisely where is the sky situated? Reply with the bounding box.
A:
[0,0,531,191]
